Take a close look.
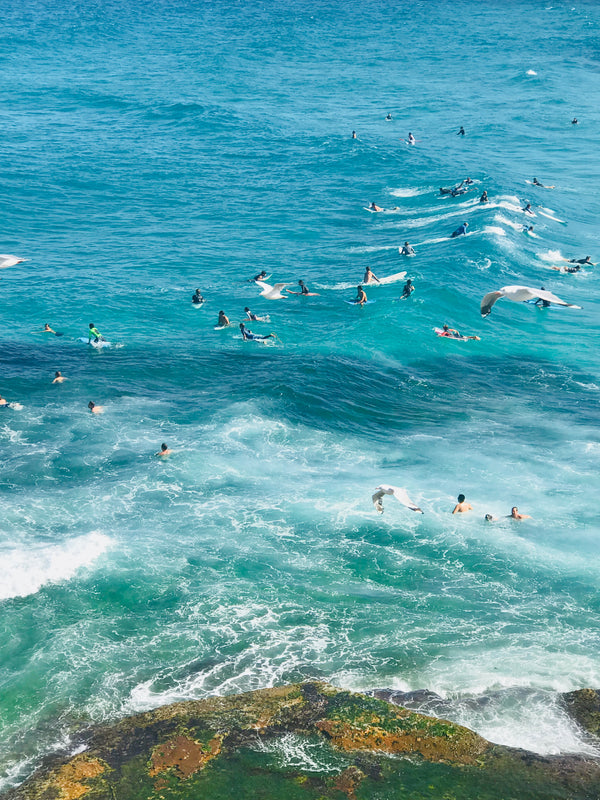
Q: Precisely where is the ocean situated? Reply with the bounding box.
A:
[1,0,600,789]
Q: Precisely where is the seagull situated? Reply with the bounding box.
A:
[480,285,581,317]
[0,255,25,269]
[372,485,423,514]
[255,281,290,299]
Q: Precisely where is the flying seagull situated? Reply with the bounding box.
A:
[480,285,581,317]
[255,281,290,299]
[372,485,423,514]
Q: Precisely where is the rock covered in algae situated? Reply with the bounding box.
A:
[562,688,600,738]
[5,682,600,800]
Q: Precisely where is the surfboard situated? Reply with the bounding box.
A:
[78,337,112,348]
[363,207,383,213]
[365,271,407,286]
[344,299,375,305]
[286,290,320,296]
[192,300,206,308]
[214,325,230,330]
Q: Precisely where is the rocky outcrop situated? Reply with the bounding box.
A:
[5,682,600,800]
[562,688,600,738]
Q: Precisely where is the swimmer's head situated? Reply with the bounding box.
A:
[161,443,168,452]
[485,514,493,521]
[239,323,245,329]
[443,324,449,331]
[55,371,61,377]
[457,494,466,503]
[89,323,94,329]
[405,241,409,246]
[244,307,250,312]
[299,280,304,285]
[88,401,94,409]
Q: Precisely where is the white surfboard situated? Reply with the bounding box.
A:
[365,271,407,286]
[78,337,112,348]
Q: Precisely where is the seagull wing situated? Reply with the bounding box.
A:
[389,486,424,513]
[532,287,581,308]
[0,255,23,269]
[255,281,273,292]
[272,283,290,292]
[480,290,504,317]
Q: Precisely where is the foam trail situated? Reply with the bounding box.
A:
[0,532,111,601]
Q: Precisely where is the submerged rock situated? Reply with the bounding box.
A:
[5,682,600,800]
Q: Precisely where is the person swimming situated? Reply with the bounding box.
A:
[386,113,392,120]
[52,371,66,383]
[244,306,259,321]
[192,288,204,304]
[43,323,56,333]
[250,270,267,282]
[408,132,416,145]
[352,130,357,139]
[457,126,465,136]
[572,117,578,124]
[522,203,534,214]
[400,242,415,255]
[451,222,468,238]
[88,401,104,414]
[450,186,467,196]
[479,190,489,203]
[239,323,274,341]
[400,279,414,299]
[155,443,173,457]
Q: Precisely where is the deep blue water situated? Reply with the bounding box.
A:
[2,0,600,789]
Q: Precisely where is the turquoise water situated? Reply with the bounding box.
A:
[2,0,600,788]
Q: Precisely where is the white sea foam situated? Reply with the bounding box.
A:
[526,69,538,75]
[388,186,430,198]
[0,532,111,601]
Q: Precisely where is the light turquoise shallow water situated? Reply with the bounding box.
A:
[1,0,600,788]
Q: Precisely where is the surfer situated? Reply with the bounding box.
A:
[355,285,367,306]
[52,371,66,384]
[88,401,103,414]
[192,288,204,304]
[400,242,415,255]
[523,224,534,234]
[522,203,534,215]
[250,270,267,282]
[88,323,104,343]
[451,221,468,238]
[452,494,473,514]
[298,279,310,295]
[217,311,230,327]
[369,202,383,212]
[568,256,594,265]
[457,126,465,136]
[0,395,7,406]
[532,178,554,188]
[439,323,480,340]
[463,177,474,185]
[571,117,578,124]
[386,113,392,120]
[509,506,531,520]
[552,264,581,274]
[239,323,274,341]
[533,287,551,308]
[484,514,497,522]
[244,307,259,321]
[400,279,414,299]
[451,186,467,196]
[155,443,172,457]
[43,323,56,333]
[479,190,489,203]
[352,130,357,139]
[408,132,416,145]
[363,266,380,284]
